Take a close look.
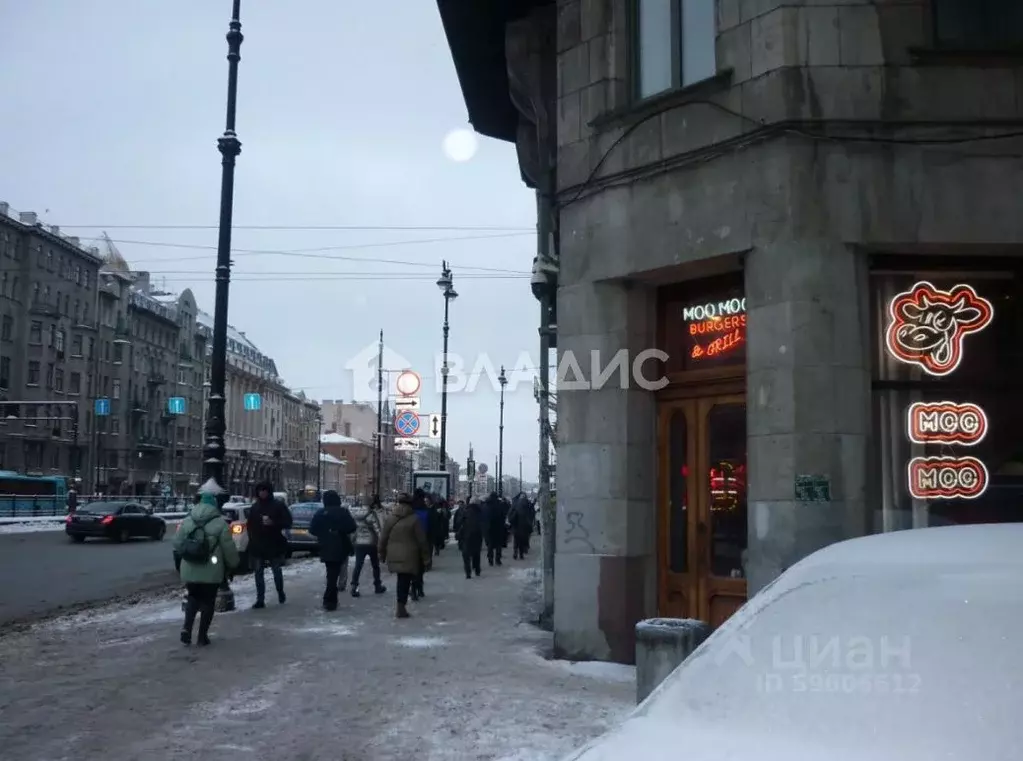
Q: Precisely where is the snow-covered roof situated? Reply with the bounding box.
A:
[320,433,364,446]
[569,524,1023,761]
[319,453,345,465]
[196,309,258,353]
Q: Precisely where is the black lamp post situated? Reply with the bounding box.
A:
[200,0,244,613]
[436,261,457,472]
[467,444,476,501]
[497,365,507,497]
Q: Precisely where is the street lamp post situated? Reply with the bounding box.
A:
[315,413,322,493]
[201,0,245,613]
[497,366,507,497]
[467,444,476,502]
[436,262,457,472]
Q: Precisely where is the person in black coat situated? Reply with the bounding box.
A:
[309,490,357,611]
[247,481,293,608]
[454,499,484,578]
[508,492,536,560]
[428,502,447,556]
[480,492,507,566]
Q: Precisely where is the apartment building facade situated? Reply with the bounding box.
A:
[0,203,319,497]
[439,0,1023,661]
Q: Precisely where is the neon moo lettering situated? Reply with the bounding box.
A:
[884,283,994,500]
[684,298,746,360]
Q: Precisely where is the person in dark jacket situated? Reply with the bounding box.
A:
[309,490,358,611]
[508,492,537,560]
[246,481,293,608]
[481,492,507,566]
[411,489,430,599]
[454,499,484,578]
[428,503,447,556]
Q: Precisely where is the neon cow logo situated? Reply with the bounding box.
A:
[907,401,987,446]
[885,282,993,376]
[907,456,989,500]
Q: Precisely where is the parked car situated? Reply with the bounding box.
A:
[285,502,322,556]
[66,501,167,543]
[562,523,1023,761]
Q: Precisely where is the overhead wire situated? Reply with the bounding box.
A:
[58,224,534,232]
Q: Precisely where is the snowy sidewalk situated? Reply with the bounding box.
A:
[0,548,633,761]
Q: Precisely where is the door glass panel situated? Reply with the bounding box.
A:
[668,409,688,572]
[707,403,747,578]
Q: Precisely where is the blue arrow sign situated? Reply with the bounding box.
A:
[94,398,110,416]
[168,397,186,415]
[243,393,261,411]
[394,410,420,437]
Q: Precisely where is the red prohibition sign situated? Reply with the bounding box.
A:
[396,370,421,396]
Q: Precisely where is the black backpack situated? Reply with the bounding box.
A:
[179,518,213,563]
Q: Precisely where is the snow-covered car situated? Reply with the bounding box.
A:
[564,524,1023,761]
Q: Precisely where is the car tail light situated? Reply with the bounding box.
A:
[100,515,113,525]
[231,523,243,535]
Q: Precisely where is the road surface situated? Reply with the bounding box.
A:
[0,527,179,627]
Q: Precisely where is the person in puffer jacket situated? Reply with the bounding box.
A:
[348,497,387,597]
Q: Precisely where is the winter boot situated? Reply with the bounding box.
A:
[351,585,361,598]
[277,589,286,604]
[196,603,215,646]
[181,596,200,645]
[252,598,265,609]
[374,583,387,594]
[396,602,410,618]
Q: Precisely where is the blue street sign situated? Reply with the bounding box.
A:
[94,398,110,416]
[168,397,186,415]
[394,410,420,437]
[243,393,261,411]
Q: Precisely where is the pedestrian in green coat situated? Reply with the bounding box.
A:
[172,491,240,645]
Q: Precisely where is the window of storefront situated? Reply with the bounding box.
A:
[660,275,746,375]
[870,264,1023,531]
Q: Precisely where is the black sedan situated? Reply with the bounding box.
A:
[285,502,322,556]
[66,501,167,543]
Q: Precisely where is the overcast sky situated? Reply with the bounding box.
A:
[2,0,542,481]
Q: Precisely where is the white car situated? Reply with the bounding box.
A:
[564,524,1023,761]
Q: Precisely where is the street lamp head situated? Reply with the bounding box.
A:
[498,366,507,387]
[446,287,458,301]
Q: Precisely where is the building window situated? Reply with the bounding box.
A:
[1,315,11,341]
[70,371,81,394]
[46,363,54,389]
[635,0,716,99]
[933,0,1023,50]
[27,361,40,385]
[88,336,95,360]
[75,265,81,285]
[111,417,120,434]
[55,368,64,392]
[48,323,56,348]
[46,250,53,269]
[29,321,42,344]
[55,329,65,354]
[114,342,123,364]
[0,356,9,389]
[112,379,121,399]
[870,266,1023,531]
[72,333,83,356]
[83,270,90,289]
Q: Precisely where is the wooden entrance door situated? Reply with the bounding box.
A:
[657,395,749,627]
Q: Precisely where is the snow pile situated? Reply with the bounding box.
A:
[394,635,448,649]
[529,654,635,684]
[566,524,1023,761]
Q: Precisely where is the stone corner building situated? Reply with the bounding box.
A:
[437,0,1023,662]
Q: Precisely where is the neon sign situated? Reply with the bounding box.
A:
[684,298,746,362]
[907,401,987,446]
[885,281,993,376]
[907,456,988,500]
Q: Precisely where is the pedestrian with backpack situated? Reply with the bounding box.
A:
[173,488,240,646]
